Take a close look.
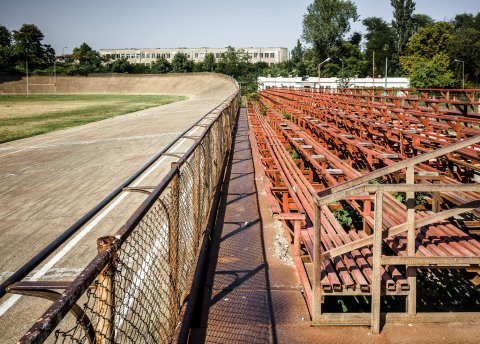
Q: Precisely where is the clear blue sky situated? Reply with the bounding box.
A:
[1,0,479,55]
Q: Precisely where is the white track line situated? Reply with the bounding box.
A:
[0,123,205,317]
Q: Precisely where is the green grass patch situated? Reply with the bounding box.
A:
[0,94,186,143]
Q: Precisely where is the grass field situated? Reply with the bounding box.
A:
[0,94,186,143]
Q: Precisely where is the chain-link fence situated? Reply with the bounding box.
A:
[19,91,240,344]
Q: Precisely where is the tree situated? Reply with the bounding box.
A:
[408,52,456,88]
[453,13,480,32]
[171,53,194,73]
[0,25,13,71]
[450,13,480,86]
[72,42,100,66]
[412,14,434,33]
[302,0,358,62]
[150,56,171,73]
[215,46,245,77]
[401,22,459,87]
[109,58,134,73]
[391,0,416,53]
[12,24,55,70]
[363,17,396,77]
[400,22,454,72]
[290,39,306,76]
[203,53,216,72]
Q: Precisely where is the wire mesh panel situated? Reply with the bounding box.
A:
[19,91,240,344]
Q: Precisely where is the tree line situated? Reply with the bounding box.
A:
[297,0,479,88]
[0,0,479,90]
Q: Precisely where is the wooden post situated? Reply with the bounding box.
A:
[371,192,383,334]
[406,166,417,316]
[95,236,116,344]
[313,204,323,320]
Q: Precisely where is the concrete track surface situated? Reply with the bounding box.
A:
[0,73,238,342]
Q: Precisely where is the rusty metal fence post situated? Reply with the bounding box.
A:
[313,204,323,321]
[169,165,180,337]
[95,236,116,344]
[371,191,384,334]
[406,166,417,316]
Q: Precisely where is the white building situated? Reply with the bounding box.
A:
[99,47,288,65]
[257,76,410,90]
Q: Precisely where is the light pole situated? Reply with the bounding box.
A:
[385,57,388,88]
[454,59,465,89]
[317,57,331,91]
[62,46,67,58]
[339,58,344,76]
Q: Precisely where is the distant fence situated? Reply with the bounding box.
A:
[18,90,240,343]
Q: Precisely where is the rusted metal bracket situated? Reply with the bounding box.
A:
[123,186,156,195]
[7,282,95,344]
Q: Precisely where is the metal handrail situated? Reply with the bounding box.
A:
[314,134,480,205]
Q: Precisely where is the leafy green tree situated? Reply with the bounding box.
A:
[412,14,434,33]
[391,0,416,54]
[216,46,243,77]
[349,32,362,46]
[12,24,55,70]
[291,39,306,76]
[400,21,454,73]
[72,42,100,66]
[451,13,480,86]
[453,13,480,32]
[150,56,171,73]
[302,0,358,61]
[171,53,194,73]
[0,24,13,71]
[193,61,204,72]
[408,52,456,88]
[203,52,216,72]
[401,22,459,87]
[337,41,367,77]
[109,58,134,73]
[363,17,396,77]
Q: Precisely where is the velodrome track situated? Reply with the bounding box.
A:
[0,74,238,341]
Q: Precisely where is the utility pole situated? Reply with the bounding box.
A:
[372,51,375,88]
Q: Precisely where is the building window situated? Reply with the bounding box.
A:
[121,54,125,58]
[166,53,171,58]
[136,54,140,58]
[216,53,220,58]
[140,53,145,58]
[195,53,199,58]
[116,54,120,59]
[126,54,130,58]
[254,53,258,58]
[260,53,264,58]
[270,53,275,58]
